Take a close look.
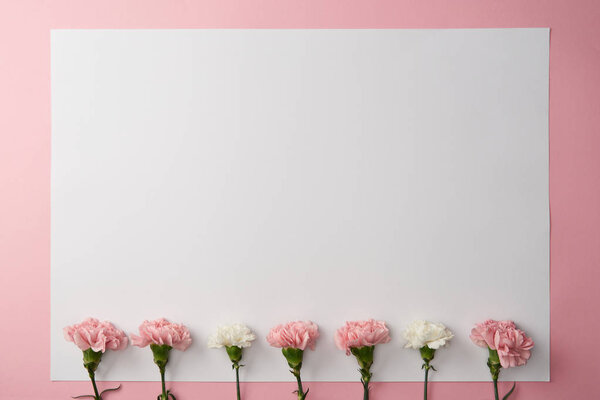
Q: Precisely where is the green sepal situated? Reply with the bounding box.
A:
[487,348,502,380]
[150,344,172,370]
[282,347,304,370]
[350,345,375,385]
[82,348,103,374]
[419,346,436,363]
[226,345,243,364]
[350,346,374,371]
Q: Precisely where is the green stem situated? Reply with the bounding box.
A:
[424,362,429,400]
[294,370,305,400]
[88,369,101,400]
[359,365,372,400]
[493,377,499,400]
[235,364,241,400]
[160,366,167,400]
[487,348,501,400]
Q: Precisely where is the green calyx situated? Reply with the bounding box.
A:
[420,345,437,374]
[82,348,103,374]
[226,345,243,365]
[487,348,502,380]
[150,344,172,370]
[420,346,436,363]
[350,346,375,384]
[282,347,304,371]
[351,346,374,371]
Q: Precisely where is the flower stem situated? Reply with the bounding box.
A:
[493,377,499,400]
[360,368,371,400]
[160,366,168,400]
[294,369,306,400]
[234,364,241,400]
[88,369,101,400]
[362,376,370,400]
[423,361,429,400]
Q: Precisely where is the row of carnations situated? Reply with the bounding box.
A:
[64,318,533,400]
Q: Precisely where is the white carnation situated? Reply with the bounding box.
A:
[207,323,256,349]
[403,320,453,350]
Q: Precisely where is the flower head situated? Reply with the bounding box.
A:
[470,319,516,350]
[130,318,192,351]
[64,318,128,353]
[266,321,319,351]
[208,323,256,349]
[403,320,453,350]
[470,319,534,368]
[494,326,534,368]
[335,319,391,355]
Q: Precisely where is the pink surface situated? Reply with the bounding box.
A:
[0,0,598,399]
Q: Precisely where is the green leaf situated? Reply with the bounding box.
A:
[502,382,516,400]
[100,384,121,396]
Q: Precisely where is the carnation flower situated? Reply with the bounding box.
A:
[470,319,516,350]
[470,319,534,400]
[267,320,319,351]
[335,320,391,400]
[64,317,128,353]
[403,320,453,400]
[131,318,192,400]
[335,319,391,355]
[403,320,453,350]
[209,323,256,400]
[208,323,256,349]
[63,318,127,400]
[131,318,192,351]
[268,321,320,400]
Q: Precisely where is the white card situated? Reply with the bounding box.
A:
[51,29,549,382]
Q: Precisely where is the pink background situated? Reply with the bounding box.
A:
[0,0,598,399]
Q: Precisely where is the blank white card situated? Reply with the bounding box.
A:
[51,29,549,382]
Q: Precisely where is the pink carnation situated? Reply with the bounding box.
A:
[494,326,534,368]
[63,318,128,353]
[266,321,319,351]
[130,318,192,351]
[470,319,534,368]
[335,319,391,355]
[470,320,516,349]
